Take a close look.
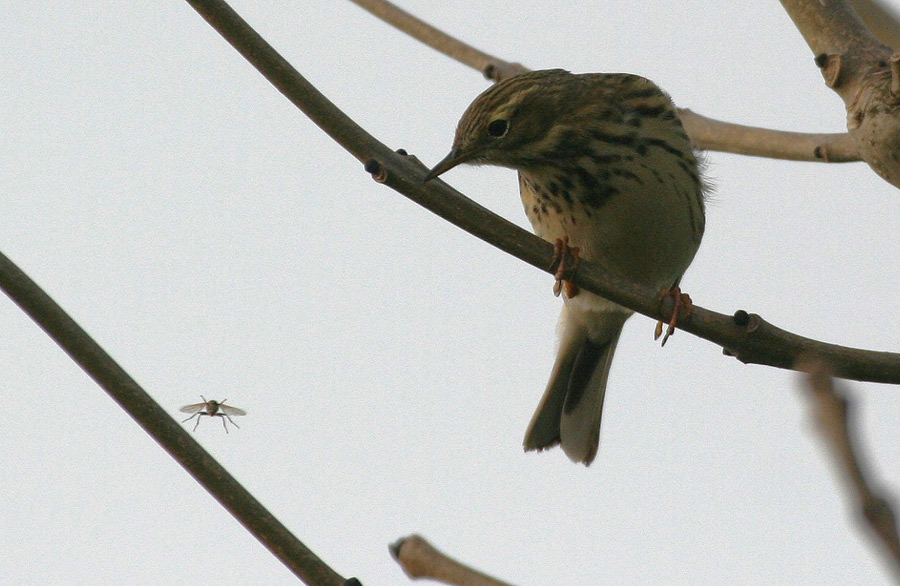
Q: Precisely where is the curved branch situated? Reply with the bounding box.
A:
[0,248,346,586]
[802,361,900,577]
[780,0,900,187]
[349,0,864,164]
[188,0,900,383]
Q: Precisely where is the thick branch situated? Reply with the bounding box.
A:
[849,0,900,49]
[0,251,345,586]
[188,0,900,383]
[782,0,879,58]
[802,361,900,578]
[780,0,900,187]
[349,0,863,164]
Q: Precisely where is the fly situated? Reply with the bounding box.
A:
[180,396,247,433]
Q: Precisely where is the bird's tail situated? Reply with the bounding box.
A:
[523,309,626,465]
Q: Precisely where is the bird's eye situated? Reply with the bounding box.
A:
[487,119,509,137]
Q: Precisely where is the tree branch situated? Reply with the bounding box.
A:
[348,0,864,164]
[391,535,514,586]
[349,0,528,81]
[8,1,898,582]
[677,108,859,162]
[801,361,900,579]
[0,250,346,586]
[780,0,900,187]
[183,0,900,384]
[848,0,900,49]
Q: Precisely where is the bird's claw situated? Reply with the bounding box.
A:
[655,286,693,346]
[549,237,580,298]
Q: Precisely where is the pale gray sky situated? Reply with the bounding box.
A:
[3,1,900,584]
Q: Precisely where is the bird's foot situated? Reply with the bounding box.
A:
[549,237,580,298]
[655,286,693,346]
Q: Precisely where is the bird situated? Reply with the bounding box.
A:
[425,69,705,465]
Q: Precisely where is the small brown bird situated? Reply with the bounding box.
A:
[427,69,705,465]
[180,396,247,433]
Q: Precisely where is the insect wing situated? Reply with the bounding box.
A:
[219,404,247,417]
[179,403,208,415]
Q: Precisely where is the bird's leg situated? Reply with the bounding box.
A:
[655,286,693,346]
[549,236,580,298]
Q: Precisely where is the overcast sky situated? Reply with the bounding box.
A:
[4,1,900,585]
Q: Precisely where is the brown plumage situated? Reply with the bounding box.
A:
[428,69,705,465]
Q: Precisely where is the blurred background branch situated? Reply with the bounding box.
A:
[802,360,900,580]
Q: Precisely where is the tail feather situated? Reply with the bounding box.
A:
[523,307,626,465]
[522,327,583,453]
[559,330,620,464]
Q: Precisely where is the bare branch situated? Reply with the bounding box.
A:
[801,361,900,578]
[349,0,865,166]
[782,0,882,57]
[780,0,900,188]
[849,0,900,49]
[678,108,860,162]
[348,0,528,81]
[0,249,346,586]
[186,0,900,383]
[391,535,515,586]
[892,52,900,95]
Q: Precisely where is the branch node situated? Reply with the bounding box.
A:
[890,52,900,96]
[732,309,750,327]
[863,495,900,550]
[813,144,829,161]
[364,158,388,183]
[745,313,761,333]
[848,107,865,130]
[388,537,405,560]
[344,579,363,586]
[815,53,844,88]
[482,61,529,82]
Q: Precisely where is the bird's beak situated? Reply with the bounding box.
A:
[424,148,473,182]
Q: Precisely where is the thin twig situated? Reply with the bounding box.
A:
[182,0,900,383]
[801,360,900,580]
[348,0,863,164]
[347,0,528,81]
[0,247,346,586]
[390,535,515,586]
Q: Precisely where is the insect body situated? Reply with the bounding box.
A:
[180,396,247,433]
